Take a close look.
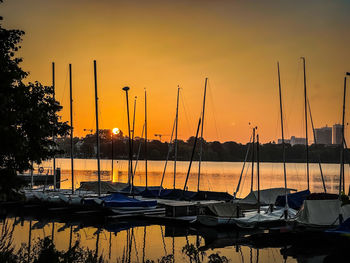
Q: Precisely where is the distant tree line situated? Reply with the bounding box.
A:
[56,130,350,163]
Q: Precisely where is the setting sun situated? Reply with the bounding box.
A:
[112,127,120,135]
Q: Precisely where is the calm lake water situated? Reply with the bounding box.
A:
[3,158,347,262]
[42,158,344,197]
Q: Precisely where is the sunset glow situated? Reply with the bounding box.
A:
[2,0,350,143]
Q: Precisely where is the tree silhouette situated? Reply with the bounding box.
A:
[0,1,69,200]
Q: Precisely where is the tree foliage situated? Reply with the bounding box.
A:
[0,2,69,198]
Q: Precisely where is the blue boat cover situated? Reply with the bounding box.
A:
[159,189,197,200]
[326,218,350,234]
[275,189,310,210]
[101,193,157,208]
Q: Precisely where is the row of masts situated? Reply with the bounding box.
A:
[51,61,102,195]
[49,58,348,200]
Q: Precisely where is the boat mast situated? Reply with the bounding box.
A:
[277,62,288,218]
[347,72,350,195]
[174,86,180,189]
[257,134,260,214]
[145,89,148,189]
[340,73,350,196]
[52,62,56,190]
[69,64,74,194]
[197,78,208,192]
[250,127,256,192]
[94,60,101,197]
[301,57,310,191]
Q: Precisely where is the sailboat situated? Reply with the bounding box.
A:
[275,57,313,210]
[295,71,350,228]
[197,63,298,227]
[158,78,233,201]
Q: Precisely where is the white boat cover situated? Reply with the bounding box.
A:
[233,207,297,228]
[238,188,294,205]
[206,202,239,217]
[296,199,350,227]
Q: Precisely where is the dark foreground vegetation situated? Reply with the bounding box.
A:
[0,0,69,200]
[57,131,348,164]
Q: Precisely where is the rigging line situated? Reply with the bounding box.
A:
[59,65,69,104]
[208,80,221,140]
[237,159,252,198]
[234,135,253,197]
[133,123,145,176]
[285,61,302,135]
[307,98,327,193]
[159,117,176,195]
[160,225,168,256]
[180,89,195,136]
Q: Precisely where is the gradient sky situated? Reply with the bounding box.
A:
[2,0,350,143]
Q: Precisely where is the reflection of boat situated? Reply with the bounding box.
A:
[195,226,263,251]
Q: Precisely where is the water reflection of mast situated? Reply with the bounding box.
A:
[109,232,112,260]
[142,226,146,263]
[51,221,55,242]
[95,229,100,260]
[127,228,132,263]
[185,235,193,263]
[69,225,73,249]
[160,225,167,256]
[27,220,32,263]
[172,231,175,263]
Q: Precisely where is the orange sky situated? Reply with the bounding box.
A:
[2,0,350,143]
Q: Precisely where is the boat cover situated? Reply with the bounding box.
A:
[296,199,350,226]
[140,188,173,198]
[191,191,233,201]
[205,202,240,217]
[275,189,310,210]
[101,193,157,208]
[159,189,197,200]
[233,207,297,228]
[239,188,295,205]
[78,181,127,194]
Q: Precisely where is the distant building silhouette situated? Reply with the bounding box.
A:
[278,136,305,146]
[315,125,332,145]
[332,124,342,145]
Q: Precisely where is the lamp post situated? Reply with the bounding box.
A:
[123,86,133,193]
